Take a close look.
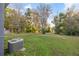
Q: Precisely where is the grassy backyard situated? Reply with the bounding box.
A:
[4,33,79,56]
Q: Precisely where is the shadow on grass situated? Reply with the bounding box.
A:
[4,48,26,56]
[4,48,10,56]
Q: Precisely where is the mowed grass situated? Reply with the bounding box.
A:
[4,33,79,56]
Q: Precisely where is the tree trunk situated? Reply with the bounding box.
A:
[0,3,4,56]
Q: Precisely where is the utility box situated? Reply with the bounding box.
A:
[8,38,24,53]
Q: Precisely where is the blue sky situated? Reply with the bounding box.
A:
[7,3,65,16]
[8,3,79,16]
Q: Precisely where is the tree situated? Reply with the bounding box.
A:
[37,4,51,34]
[25,8,33,32]
[31,10,41,33]
[54,6,79,35]
[5,8,25,33]
[5,8,12,30]
[54,12,66,34]
[25,8,42,33]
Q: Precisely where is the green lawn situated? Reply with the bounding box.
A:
[4,33,79,56]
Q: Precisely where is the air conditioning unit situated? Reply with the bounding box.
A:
[8,38,25,53]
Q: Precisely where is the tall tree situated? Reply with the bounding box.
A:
[25,8,33,32]
[54,6,79,35]
[37,4,51,34]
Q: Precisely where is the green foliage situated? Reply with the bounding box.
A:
[41,28,46,34]
[46,25,52,33]
[4,16,10,30]
[5,8,12,30]
[25,20,32,32]
[54,10,79,35]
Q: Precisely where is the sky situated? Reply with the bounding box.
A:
[7,3,65,15]
[7,3,79,27]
